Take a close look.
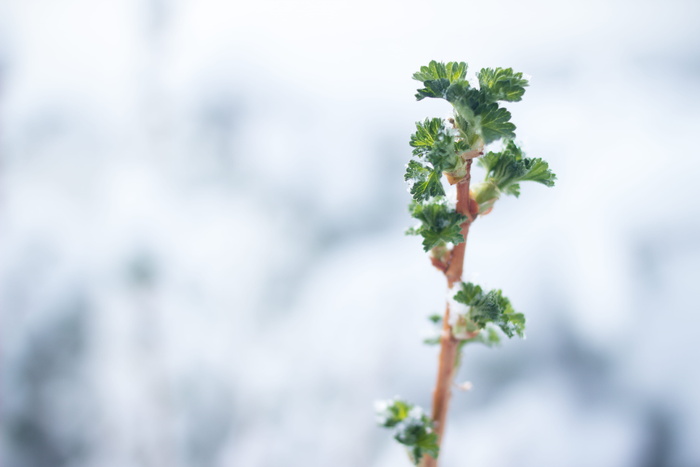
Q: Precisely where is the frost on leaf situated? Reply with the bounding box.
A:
[413,61,468,100]
[477,104,516,144]
[376,398,439,465]
[405,118,468,201]
[453,282,525,339]
[473,140,557,213]
[477,67,529,102]
[407,199,467,251]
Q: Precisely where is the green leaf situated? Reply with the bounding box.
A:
[424,134,458,173]
[454,282,483,306]
[420,228,462,252]
[406,118,467,201]
[409,119,461,173]
[376,399,439,465]
[478,67,529,102]
[413,60,468,83]
[413,61,468,101]
[502,183,521,198]
[416,79,451,100]
[478,104,516,144]
[407,199,467,251]
[395,417,429,445]
[453,282,526,338]
[395,413,439,464]
[518,158,557,186]
[410,118,444,152]
[405,160,445,201]
[477,140,556,193]
[410,432,439,463]
[445,82,484,116]
[376,398,412,428]
[444,81,515,144]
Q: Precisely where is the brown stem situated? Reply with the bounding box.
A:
[444,176,473,287]
[430,256,448,274]
[422,160,475,467]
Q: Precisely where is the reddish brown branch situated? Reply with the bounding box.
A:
[430,256,448,273]
[445,161,475,287]
[422,160,476,467]
[430,305,459,437]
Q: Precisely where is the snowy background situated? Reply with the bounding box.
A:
[1,0,700,466]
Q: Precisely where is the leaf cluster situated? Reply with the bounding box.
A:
[376,398,439,465]
[478,67,529,102]
[479,140,556,193]
[412,61,529,145]
[405,118,466,202]
[407,199,467,251]
[404,118,469,252]
[473,140,557,213]
[413,61,468,100]
[445,83,516,144]
[406,60,529,252]
[453,282,525,338]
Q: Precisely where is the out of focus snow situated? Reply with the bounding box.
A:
[1,0,700,466]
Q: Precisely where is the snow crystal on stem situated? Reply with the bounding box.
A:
[446,282,470,327]
[444,184,458,209]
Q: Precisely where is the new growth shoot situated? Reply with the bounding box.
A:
[376,61,556,466]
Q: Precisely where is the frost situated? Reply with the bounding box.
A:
[466,70,480,90]
[374,399,389,412]
[446,282,470,327]
[395,413,430,436]
[444,185,458,209]
[455,381,473,391]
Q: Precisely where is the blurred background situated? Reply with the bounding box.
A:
[1,0,699,466]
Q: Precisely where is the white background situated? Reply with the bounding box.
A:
[1,1,699,466]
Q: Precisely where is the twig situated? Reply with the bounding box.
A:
[422,160,475,467]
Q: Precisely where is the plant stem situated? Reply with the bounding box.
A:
[422,160,474,467]
[445,168,474,287]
